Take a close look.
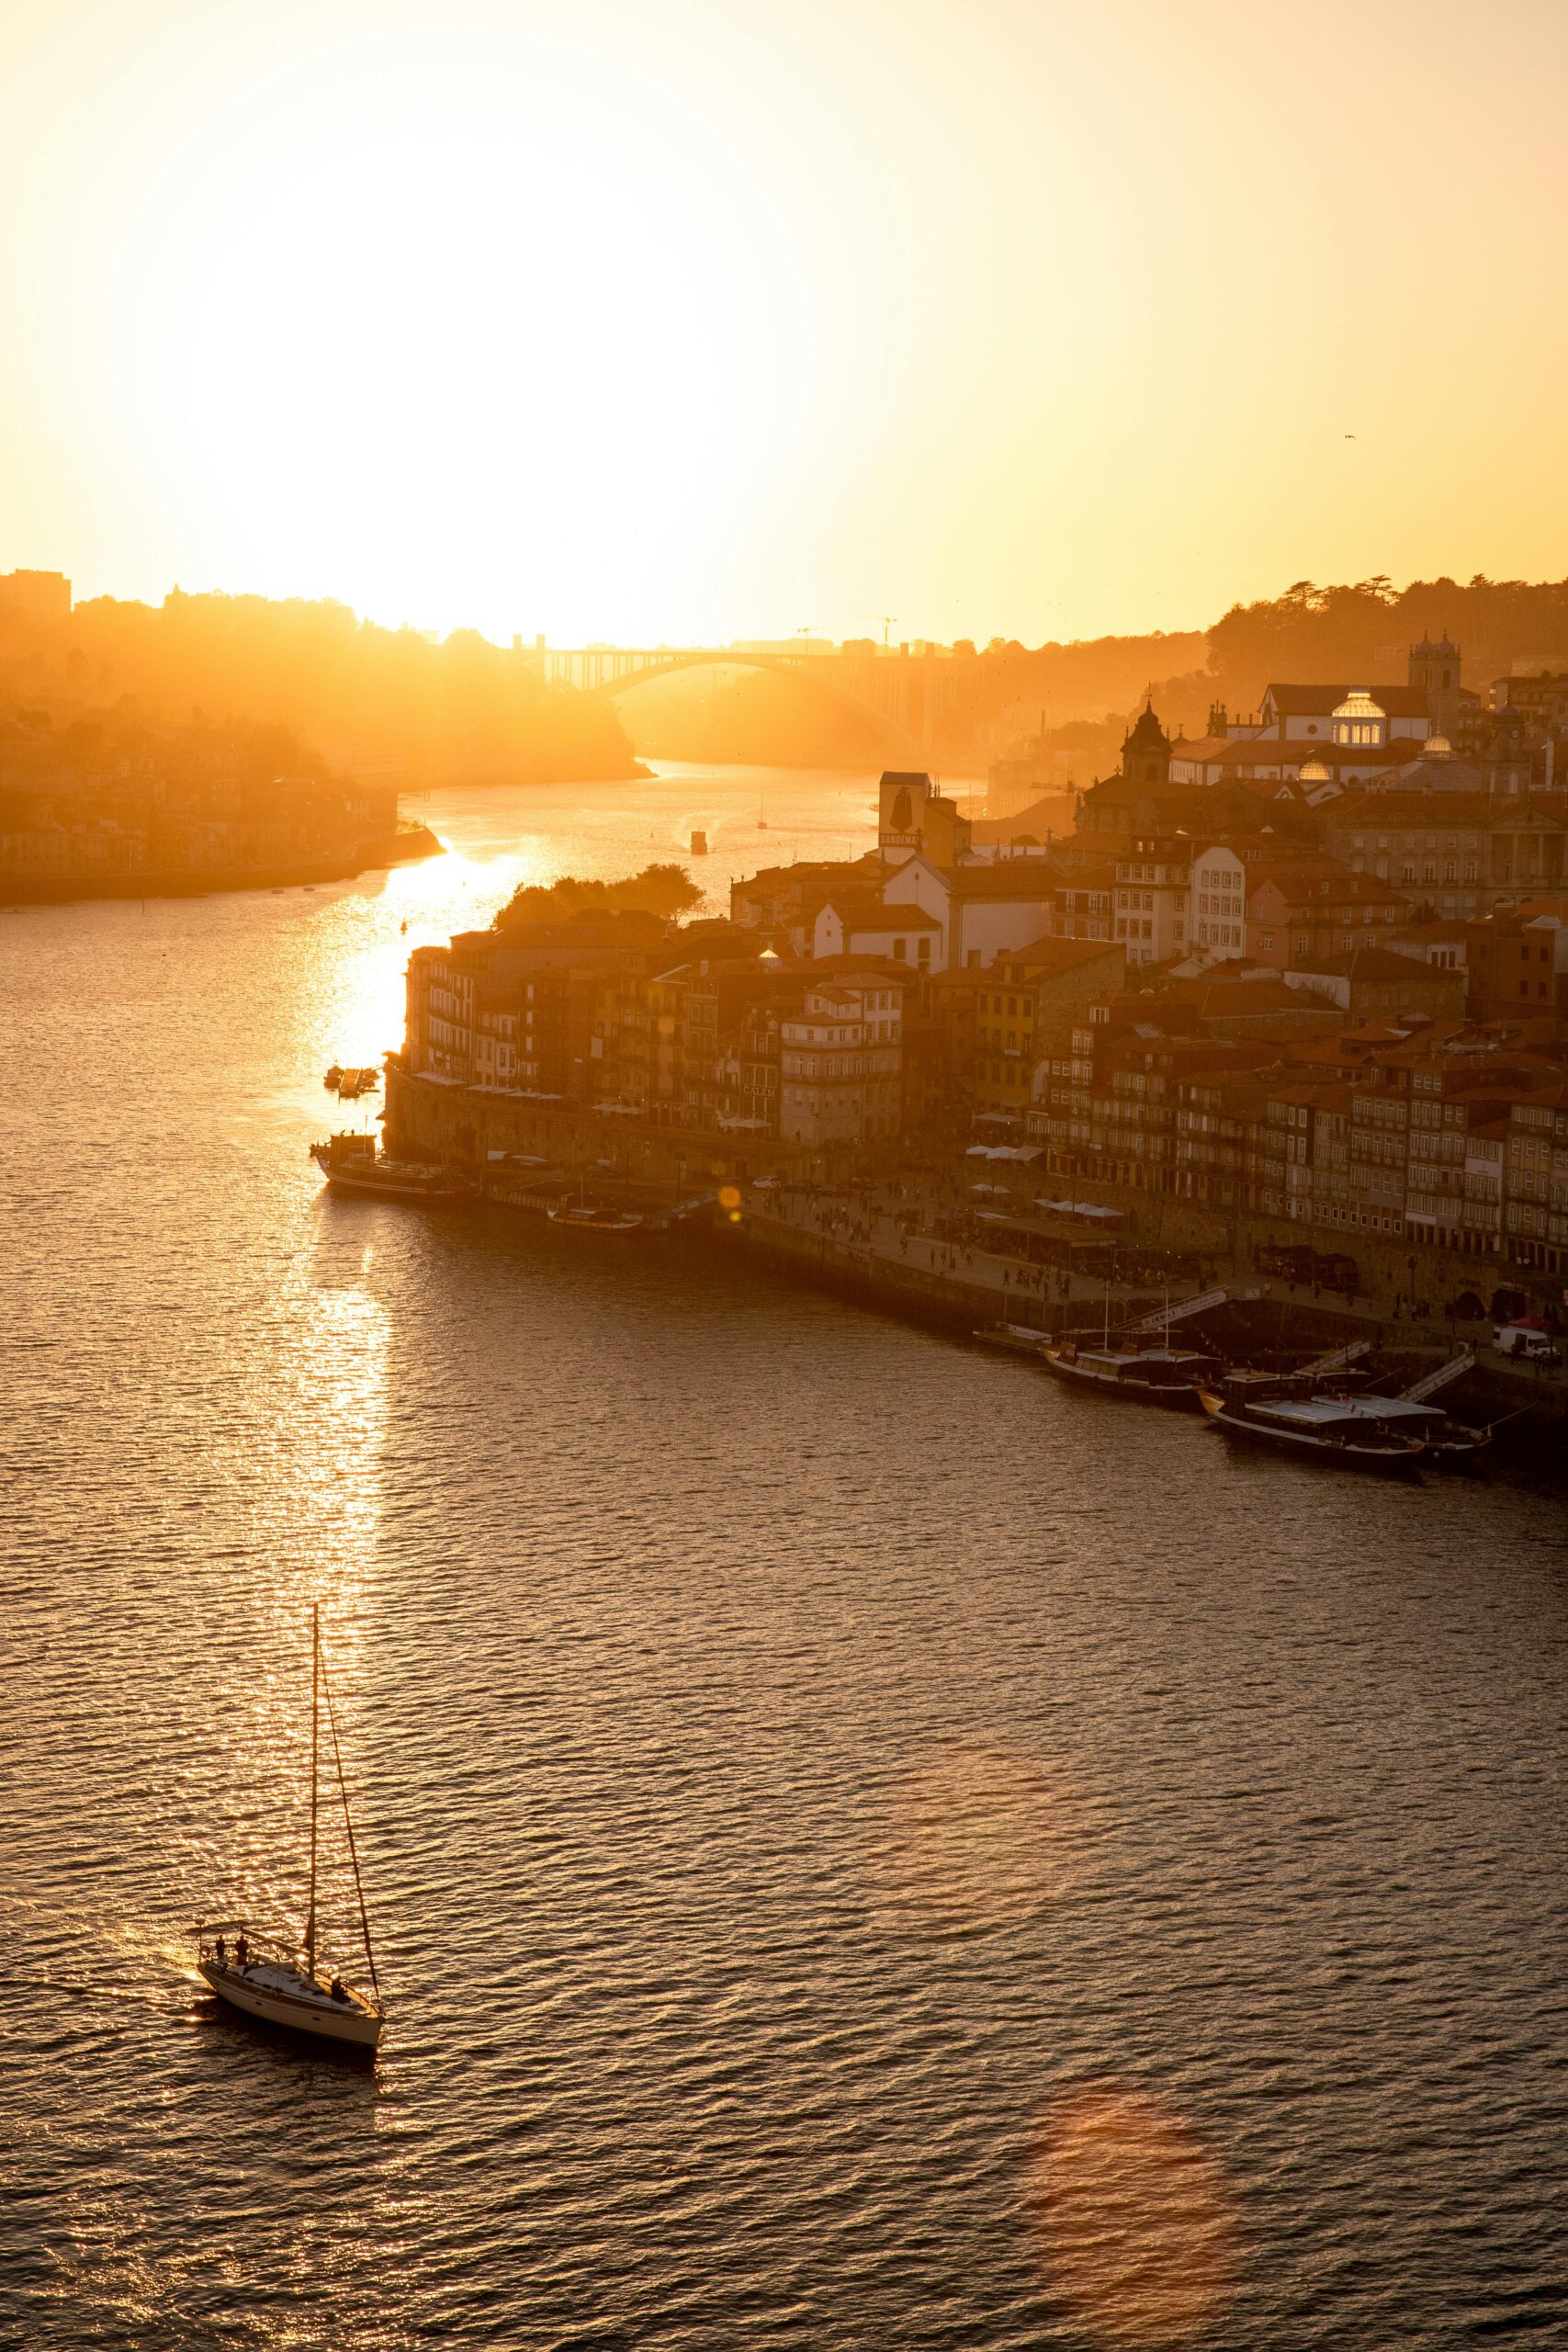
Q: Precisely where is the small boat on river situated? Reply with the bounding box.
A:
[310,1133,467,1202]
[1042,1337,1220,1410]
[195,1609,384,2052]
[547,1199,645,1235]
[1199,1386,1427,1471]
[324,1065,381,1098]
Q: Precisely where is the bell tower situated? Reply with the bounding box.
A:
[1409,631,1461,697]
[1120,701,1172,786]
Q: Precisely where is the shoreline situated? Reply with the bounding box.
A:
[0,822,445,907]
[378,1066,1567,1446]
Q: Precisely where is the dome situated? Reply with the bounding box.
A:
[1298,755,1332,784]
[1424,733,1453,761]
[1123,701,1171,752]
[1332,687,1388,750]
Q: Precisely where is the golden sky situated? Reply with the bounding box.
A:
[4,0,1566,650]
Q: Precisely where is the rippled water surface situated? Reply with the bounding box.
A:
[4,766,1566,2349]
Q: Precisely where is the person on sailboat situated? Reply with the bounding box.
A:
[215,1935,227,1965]
[330,1976,347,2003]
[235,1933,249,1968]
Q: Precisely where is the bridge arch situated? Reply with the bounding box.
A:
[538,644,933,756]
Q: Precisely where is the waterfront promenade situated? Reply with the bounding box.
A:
[735,1172,1568,1433]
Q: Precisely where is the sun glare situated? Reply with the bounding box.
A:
[122,115,748,638]
[35,10,845,642]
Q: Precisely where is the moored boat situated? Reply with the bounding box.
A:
[1333,1392,1491,1465]
[1199,1387,1427,1471]
[1042,1337,1220,1410]
[547,1200,645,1234]
[195,1609,384,2052]
[973,1321,1056,1359]
[310,1133,467,1202]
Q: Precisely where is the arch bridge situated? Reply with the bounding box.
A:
[527,641,987,758]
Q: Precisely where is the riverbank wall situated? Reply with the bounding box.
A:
[385,1064,812,1191]
[726,1211,1564,1444]
[383,1068,1564,1443]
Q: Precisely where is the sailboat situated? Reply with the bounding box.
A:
[194,1608,385,2051]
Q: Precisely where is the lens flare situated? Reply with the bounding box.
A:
[870,1744,1077,1932]
[1028,2087,1238,2348]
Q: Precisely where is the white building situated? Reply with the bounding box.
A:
[1187,845,1248,960]
[1112,837,1190,967]
[881,852,1059,970]
[1255,683,1432,743]
[813,891,943,968]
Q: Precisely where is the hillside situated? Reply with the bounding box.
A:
[0,586,646,787]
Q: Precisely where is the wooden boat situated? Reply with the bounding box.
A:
[1331,1393,1491,1465]
[195,1610,384,2051]
[310,1134,467,1202]
[1199,1388,1427,1471]
[1042,1337,1219,1411]
[547,1200,645,1234]
[973,1321,1056,1360]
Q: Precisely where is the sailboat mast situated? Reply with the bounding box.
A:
[306,1605,320,1977]
[319,1634,381,2003]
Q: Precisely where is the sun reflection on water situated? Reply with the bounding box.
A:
[867,1743,1089,1934]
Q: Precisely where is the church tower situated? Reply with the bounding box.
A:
[1408,631,1461,697]
[1483,706,1531,798]
[1120,701,1172,786]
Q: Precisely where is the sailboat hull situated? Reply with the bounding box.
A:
[198,1957,383,2048]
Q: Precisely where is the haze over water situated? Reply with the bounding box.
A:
[4,766,1566,2349]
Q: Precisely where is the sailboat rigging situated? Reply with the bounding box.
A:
[194,1607,385,2050]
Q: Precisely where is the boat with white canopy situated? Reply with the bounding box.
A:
[194,1608,385,2051]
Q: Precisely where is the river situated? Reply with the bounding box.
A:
[3,763,1565,2349]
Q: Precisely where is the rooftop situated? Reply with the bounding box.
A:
[1262,682,1433,718]
[1296,945,1460,981]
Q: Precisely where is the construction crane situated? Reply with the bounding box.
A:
[854,615,899,650]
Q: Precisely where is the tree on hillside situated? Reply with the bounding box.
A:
[1207,573,1568,703]
[491,863,703,933]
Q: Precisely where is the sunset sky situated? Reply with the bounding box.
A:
[4,0,1566,650]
